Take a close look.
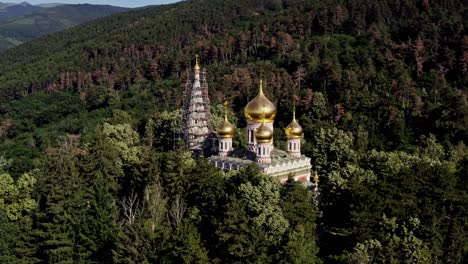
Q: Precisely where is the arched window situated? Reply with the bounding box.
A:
[225,141,227,150]
[263,147,265,155]
[250,129,254,143]
[289,142,291,151]
[293,142,296,150]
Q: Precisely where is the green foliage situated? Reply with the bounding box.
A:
[278,178,320,264]
[0,171,37,221]
[348,216,432,264]
[216,166,290,262]
[161,220,210,264]
[0,0,466,263]
[309,127,357,173]
[339,145,466,262]
[146,109,182,150]
[34,147,86,263]
[101,122,141,167]
[237,178,289,243]
[0,212,17,263]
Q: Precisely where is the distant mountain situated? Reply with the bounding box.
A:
[0,2,14,8]
[0,2,42,21]
[36,3,65,8]
[0,1,64,9]
[0,4,129,51]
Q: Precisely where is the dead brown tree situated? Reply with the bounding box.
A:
[144,183,167,234]
[168,194,186,228]
[120,191,142,225]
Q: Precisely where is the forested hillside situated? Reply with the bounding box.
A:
[0,0,466,263]
[0,4,129,51]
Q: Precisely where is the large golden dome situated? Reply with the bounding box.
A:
[285,110,303,139]
[244,79,276,122]
[255,122,273,143]
[217,102,235,138]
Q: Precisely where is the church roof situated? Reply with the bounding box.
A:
[209,147,309,168]
[244,79,276,123]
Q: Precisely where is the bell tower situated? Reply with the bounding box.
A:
[182,55,213,155]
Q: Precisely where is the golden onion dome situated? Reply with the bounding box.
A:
[217,102,235,138]
[194,54,200,71]
[244,79,277,122]
[255,122,273,143]
[285,110,303,139]
[217,119,235,138]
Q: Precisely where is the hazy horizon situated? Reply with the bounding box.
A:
[3,0,181,8]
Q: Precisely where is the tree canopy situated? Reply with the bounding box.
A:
[0,0,466,263]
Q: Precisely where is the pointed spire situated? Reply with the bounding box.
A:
[194,54,200,71]
[259,79,264,95]
[259,68,264,94]
[223,101,229,121]
[292,101,296,121]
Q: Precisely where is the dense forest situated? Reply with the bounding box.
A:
[0,0,467,263]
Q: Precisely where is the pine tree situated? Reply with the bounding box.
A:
[0,212,17,263]
[277,177,320,263]
[34,147,84,263]
[161,220,209,264]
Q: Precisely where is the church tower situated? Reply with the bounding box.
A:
[255,113,273,164]
[208,72,312,184]
[285,108,304,158]
[216,101,235,157]
[244,79,276,152]
[182,55,213,155]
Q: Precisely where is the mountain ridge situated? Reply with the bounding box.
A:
[0,1,43,21]
[0,1,466,262]
[0,3,129,51]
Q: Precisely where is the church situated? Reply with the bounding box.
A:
[183,57,312,184]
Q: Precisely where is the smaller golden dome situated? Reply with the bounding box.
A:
[285,110,303,139]
[194,54,200,71]
[244,79,277,122]
[217,119,235,138]
[217,102,235,138]
[255,122,273,143]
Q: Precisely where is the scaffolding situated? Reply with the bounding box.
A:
[182,68,213,155]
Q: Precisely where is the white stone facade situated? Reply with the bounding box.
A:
[246,121,274,151]
[287,138,301,158]
[218,137,233,157]
[255,142,272,163]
